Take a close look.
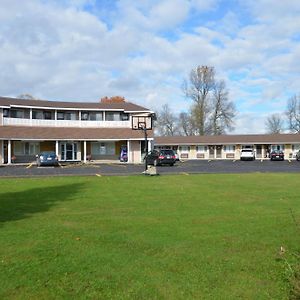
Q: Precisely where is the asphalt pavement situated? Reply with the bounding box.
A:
[0,159,300,178]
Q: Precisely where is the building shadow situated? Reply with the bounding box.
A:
[0,183,84,226]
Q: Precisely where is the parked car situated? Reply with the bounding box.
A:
[240,149,255,161]
[296,150,300,161]
[146,149,176,166]
[270,150,284,161]
[36,151,59,166]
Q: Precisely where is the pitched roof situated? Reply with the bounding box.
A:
[0,96,151,112]
[154,134,300,145]
[0,126,153,140]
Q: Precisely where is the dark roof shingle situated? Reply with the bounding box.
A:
[154,134,300,145]
[0,96,151,112]
[0,126,153,140]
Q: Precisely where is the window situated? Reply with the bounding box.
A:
[3,109,9,117]
[10,110,24,118]
[43,111,52,120]
[179,146,190,153]
[32,110,43,119]
[91,142,115,155]
[106,112,121,121]
[13,142,40,155]
[57,112,64,120]
[57,111,77,120]
[81,111,103,121]
[224,145,235,152]
[196,146,207,152]
[271,145,284,151]
[121,113,129,121]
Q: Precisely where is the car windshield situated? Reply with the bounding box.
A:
[241,149,253,152]
[40,152,56,157]
[160,150,174,155]
[272,150,282,153]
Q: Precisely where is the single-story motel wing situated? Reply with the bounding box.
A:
[154,134,300,160]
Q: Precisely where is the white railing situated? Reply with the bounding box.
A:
[3,117,131,128]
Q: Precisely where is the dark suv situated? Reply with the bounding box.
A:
[296,150,300,161]
[270,150,284,161]
[146,149,176,166]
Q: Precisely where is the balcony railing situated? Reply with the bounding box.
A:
[3,117,131,128]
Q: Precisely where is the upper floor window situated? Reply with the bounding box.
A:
[81,111,103,121]
[10,109,25,118]
[106,112,129,121]
[32,110,43,119]
[3,109,9,117]
[43,111,52,120]
[57,111,77,120]
[106,112,120,121]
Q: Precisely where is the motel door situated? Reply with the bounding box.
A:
[216,145,222,158]
[256,145,262,158]
[208,146,215,159]
[61,142,77,161]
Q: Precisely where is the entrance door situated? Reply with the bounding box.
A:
[209,146,215,159]
[216,145,222,158]
[256,145,262,158]
[61,142,77,161]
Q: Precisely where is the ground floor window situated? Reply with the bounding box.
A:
[91,142,115,155]
[292,144,300,152]
[179,146,190,153]
[13,142,40,155]
[271,145,284,151]
[224,145,235,152]
[196,145,207,152]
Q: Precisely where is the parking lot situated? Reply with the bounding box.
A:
[0,159,300,177]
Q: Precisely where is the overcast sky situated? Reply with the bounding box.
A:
[0,0,300,134]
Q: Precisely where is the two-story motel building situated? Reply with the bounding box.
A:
[0,97,154,164]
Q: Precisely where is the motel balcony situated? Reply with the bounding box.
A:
[3,117,131,128]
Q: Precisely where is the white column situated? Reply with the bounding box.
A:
[79,111,82,127]
[55,141,59,158]
[84,141,87,163]
[8,140,11,164]
[148,140,152,152]
[127,140,130,163]
[1,140,4,164]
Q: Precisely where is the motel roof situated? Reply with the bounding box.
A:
[0,96,152,113]
[0,126,153,140]
[154,134,300,145]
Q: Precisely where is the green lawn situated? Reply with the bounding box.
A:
[1,174,300,299]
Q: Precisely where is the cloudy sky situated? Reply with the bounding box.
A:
[0,0,300,133]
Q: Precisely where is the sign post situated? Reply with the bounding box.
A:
[132,115,153,174]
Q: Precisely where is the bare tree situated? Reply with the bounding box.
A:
[18,94,36,100]
[178,111,196,136]
[155,104,178,136]
[183,65,236,135]
[183,66,215,135]
[265,113,284,134]
[286,95,300,133]
[210,80,236,135]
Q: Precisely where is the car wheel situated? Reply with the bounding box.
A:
[170,163,174,166]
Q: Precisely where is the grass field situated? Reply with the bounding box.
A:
[1,174,300,299]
